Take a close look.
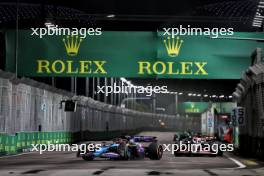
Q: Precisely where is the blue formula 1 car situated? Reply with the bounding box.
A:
[77,136,163,160]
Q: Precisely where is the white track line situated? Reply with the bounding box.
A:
[227,156,246,169]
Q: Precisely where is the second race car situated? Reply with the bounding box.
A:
[173,132,223,157]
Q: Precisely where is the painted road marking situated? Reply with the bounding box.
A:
[227,156,246,169]
[242,160,258,166]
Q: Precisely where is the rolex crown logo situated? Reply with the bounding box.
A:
[163,36,183,57]
[63,35,82,56]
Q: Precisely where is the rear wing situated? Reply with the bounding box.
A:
[133,136,157,142]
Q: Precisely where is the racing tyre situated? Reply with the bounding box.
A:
[117,143,129,160]
[210,143,223,157]
[80,143,94,161]
[148,142,163,160]
[173,142,186,157]
[76,149,81,157]
[174,151,184,157]
[82,155,94,161]
[217,149,223,156]
[174,152,180,156]
[77,144,88,157]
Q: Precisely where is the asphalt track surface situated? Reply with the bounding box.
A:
[0,132,263,176]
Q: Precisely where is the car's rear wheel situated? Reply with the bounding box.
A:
[79,143,94,161]
[82,154,94,161]
[210,143,223,157]
[148,142,163,160]
[76,149,81,157]
[174,151,185,156]
[217,149,223,156]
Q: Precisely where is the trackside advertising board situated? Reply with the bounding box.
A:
[5,30,264,79]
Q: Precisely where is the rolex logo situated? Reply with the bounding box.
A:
[63,35,83,56]
[163,36,183,57]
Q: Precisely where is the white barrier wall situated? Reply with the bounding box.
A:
[201,109,214,136]
[0,71,201,134]
[0,77,70,133]
[201,112,207,135]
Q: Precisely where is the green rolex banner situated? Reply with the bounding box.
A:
[4,30,264,79]
[178,102,209,113]
[178,102,236,113]
[156,32,264,79]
